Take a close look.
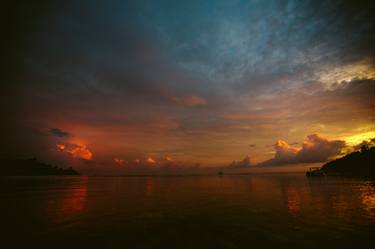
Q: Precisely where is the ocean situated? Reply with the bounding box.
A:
[1,173,375,249]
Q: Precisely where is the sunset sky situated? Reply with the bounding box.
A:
[2,0,375,174]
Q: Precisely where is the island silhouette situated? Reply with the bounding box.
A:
[322,146,375,178]
[0,158,79,176]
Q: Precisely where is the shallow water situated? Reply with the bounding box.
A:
[1,174,375,249]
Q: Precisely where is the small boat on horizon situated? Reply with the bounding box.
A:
[306,167,325,177]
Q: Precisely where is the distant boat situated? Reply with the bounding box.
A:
[217,171,223,176]
[306,167,324,177]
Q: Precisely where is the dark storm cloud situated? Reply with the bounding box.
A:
[143,0,375,88]
[12,0,373,99]
[12,1,230,132]
[7,0,374,113]
[49,128,71,138]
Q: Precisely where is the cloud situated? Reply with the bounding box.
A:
[172,95,207,107]
[272,140,299,164]
[50,128,71,137]
[146,157,156,165]
[112,156,184,169]
[56,144,65,150]
[260,134,346,166]
[296,134,346,163]
[228,155,252,168]
[354,138,375,151]
[56,143,93,160]
[114,157,125,166]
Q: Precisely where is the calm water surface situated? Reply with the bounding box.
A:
[1,174,375,249]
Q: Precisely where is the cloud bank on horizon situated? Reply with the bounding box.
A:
[1,0,375,173]
[258,134,346,167]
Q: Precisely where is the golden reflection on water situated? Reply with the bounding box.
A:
[359,182,375,219]
[42,175,375,225]
[47,177,88,222]
[145,177,154,197]
[331,194,350,219]
[286,186,301,215]
[4,174,375,248]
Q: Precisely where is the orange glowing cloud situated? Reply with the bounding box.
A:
[260,134,346,166]
[56,144,65,151]
[56,143,93,160]
[147,157,156,164]
[274,140,298,161]
[114,157,125,166]
[69,145,93,160]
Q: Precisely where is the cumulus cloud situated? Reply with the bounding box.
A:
[50,128,71,137]
[56,143,93,160]
[260,134,346,166]
[296,134,346,163]
[146,157,156,164]
[228,155,252,168]
[270,140,299,165]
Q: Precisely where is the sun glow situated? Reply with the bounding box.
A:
[343,132,375,146]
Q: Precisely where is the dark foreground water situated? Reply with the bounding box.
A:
[1,174,375,249]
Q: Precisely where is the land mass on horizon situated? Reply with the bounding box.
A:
[322,146,375,177]
[0,158,79,176]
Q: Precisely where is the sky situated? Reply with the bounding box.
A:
[2,0,375,174]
